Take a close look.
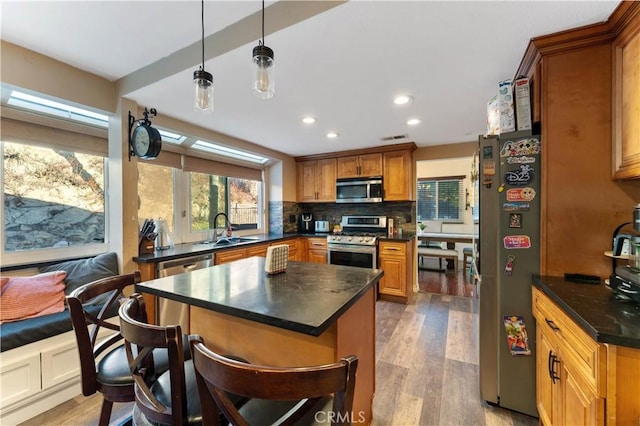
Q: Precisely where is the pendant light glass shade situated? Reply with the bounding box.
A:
[193,0,213,113]
[193,69,214,112]
[252,44,274,99]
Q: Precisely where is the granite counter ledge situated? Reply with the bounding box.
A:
[533,275,640,349]
[135,257,383,336]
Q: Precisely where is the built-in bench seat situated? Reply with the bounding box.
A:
[0,252,121,424]
[417,247,459,272]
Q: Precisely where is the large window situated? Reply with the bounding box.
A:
[416,177,464,223]
[3,141,106,252]
[138,162,175,233]
[190,173,259,232]
[139,154,263,244]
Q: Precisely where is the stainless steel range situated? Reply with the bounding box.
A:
[327,216,387,269]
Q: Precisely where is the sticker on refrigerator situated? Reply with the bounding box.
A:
[504,165,534,186]
[503,235,531,249]
[503,202,530,211]
[500,138,541,157]
[509,213,522,228]
[503,316,531,356]
[504,255,515,275]
[483,145,493,159]
[483,160,495,188]
[506,156,536,164]
[506,187,536,202]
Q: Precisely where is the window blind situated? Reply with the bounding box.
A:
[417,176,465,222]
[183,155,263,181]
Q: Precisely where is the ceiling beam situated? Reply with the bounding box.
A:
[116,0,348,96]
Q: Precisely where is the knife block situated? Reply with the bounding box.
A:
[139,239,155,255]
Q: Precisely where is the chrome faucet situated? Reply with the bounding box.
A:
[212,212,230,241]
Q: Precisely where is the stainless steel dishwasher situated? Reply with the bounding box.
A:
[156,253,213,330]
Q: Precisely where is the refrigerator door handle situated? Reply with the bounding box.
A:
[545,318,561,332]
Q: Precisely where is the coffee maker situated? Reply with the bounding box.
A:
[609,204,640,304]
[300,213,314,233]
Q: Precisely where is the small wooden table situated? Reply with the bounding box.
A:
[417,233,476,270]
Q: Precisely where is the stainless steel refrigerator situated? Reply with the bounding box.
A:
[478,131,540,417]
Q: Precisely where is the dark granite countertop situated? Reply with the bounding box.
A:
[533,275,640,349]
[136,257,383,336]
[134,233,296,264]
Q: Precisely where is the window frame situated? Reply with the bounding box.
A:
[416,176,465,224]
[1,141,110,265]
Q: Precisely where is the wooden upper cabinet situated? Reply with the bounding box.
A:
[297,159,336,202]
[383,150,412,201]
[612,3,640,180]
[337,153,383,178]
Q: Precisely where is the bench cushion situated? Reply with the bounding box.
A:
[0,304,116,352]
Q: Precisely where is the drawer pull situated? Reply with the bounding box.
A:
[384,247,402,251]
[545,318,560,332]
[311,243,325,246]
[548,350,560,384]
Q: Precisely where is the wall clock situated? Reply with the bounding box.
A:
[128,108,162,160]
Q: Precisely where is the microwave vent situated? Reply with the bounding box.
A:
[380,134,408,141]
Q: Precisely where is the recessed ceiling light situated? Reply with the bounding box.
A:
[326,132,339,139]
[302,116,317,124]
[393,95,413,105]
[407,118,422,126]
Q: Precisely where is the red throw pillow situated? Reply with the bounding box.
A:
[0,271,67,324]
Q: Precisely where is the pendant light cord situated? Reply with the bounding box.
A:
[261,0,265,46]
[201,0,205,69]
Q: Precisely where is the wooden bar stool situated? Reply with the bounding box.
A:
[190,336,358,426]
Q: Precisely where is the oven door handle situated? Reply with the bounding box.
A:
[328,245,377,254]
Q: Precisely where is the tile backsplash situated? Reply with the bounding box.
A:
[271,201,416,234]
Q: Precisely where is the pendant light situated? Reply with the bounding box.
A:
[193,0,213,112]
[252,0,275,99]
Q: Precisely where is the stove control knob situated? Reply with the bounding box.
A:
[347,237,352,242]
[336,236,341,241]
[359,237,364,242]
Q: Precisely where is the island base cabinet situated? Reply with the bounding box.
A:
[190,287,376,424]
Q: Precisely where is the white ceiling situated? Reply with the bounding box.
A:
[0,1,620,158]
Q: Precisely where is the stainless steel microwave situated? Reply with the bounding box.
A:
[336,177,383,203]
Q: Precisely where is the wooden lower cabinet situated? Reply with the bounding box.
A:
[532,287,640,425]
[214,247,247,265]
[245,243,269,258]
[306,237,327,263]
[275,238,303,262]
[378,240,413,303]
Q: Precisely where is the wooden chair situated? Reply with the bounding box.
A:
[190,336,359,426]
[119,293,200,426]
[66,271,141,426]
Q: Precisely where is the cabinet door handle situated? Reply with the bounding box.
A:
[545,318,560,332]
[548,350,560,384]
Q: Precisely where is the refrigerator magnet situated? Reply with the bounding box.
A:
[482,145,493,159]
[503,315,531,356]
[504,255,515,275]
[503,235,531,249]
[509,213,522,228]
[503,202,530,211]
[506,155,535,164]
[504,164,534,186]
[506,187,536,202]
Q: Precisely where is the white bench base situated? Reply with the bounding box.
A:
[417,247,459,272]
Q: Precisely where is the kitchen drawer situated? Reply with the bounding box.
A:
[533,288,606,396]
[378,241,406,256]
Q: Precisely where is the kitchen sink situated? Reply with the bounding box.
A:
[212,237,259,245]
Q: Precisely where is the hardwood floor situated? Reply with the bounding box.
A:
[418,258,478,298]
[21,272,537,426]
[372,292,537,426]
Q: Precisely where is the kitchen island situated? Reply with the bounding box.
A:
[136,256,383,424]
